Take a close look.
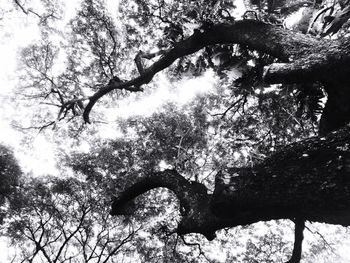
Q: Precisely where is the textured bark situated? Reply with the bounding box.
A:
[212,125,350,223]
[263,39,350,84]
[111,125,350,239]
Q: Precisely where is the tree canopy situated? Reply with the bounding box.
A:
[2,0,350,262]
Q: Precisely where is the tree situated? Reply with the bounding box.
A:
[0,144,21,223]
[5,176,137,263]
[10,0,350,262]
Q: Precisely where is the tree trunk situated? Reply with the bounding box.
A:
[319,79,350,135]
[286,218,305,263]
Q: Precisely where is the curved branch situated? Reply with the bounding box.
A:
[112,126,350,240]
[83,20,322,123]
[110,169,233,240]
[110,169,194,216]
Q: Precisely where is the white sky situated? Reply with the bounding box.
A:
[0,2,47,174]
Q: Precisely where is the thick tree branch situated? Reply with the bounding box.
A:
[263,39,350,84]
[82,19,350,134]
[83,20,323,123]
[110,169,194,216]
[211,125,350,223]
[111,125,350,240]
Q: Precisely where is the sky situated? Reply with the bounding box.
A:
[0,0,221,177]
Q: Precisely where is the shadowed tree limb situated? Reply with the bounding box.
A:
[111,125,350,242]
[110,169,228,240]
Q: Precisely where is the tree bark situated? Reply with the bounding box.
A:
[111,125,350,240]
